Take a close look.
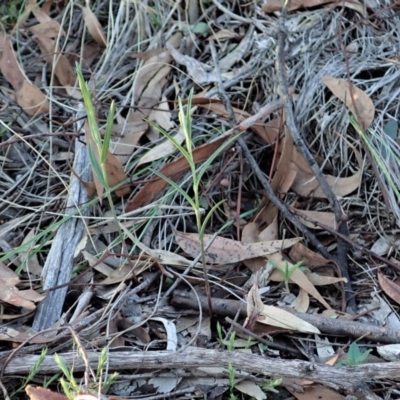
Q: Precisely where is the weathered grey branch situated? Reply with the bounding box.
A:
[1,347,395,394]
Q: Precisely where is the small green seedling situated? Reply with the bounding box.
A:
[337,342,372,367]
[262,377,282,393]
[11,348,48,397]
[269,260,304,292]
[228,363,238,400]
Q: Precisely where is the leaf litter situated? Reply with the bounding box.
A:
[0,1,400,399]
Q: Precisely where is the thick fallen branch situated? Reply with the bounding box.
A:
[0,347,395,395]
[171,290,400,344]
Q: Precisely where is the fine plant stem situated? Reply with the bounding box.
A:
[149,89,239,316]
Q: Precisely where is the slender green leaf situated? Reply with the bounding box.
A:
[102,100,115,164]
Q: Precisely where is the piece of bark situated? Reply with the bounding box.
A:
[171,290,400,344]
[33,106,92,331]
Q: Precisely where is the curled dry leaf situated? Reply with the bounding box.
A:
[289,242,330,266]
[0,34,49,115]
[176,232,302,264]
[322,76,375,131]
[377,269,400,306]
[291,142,362,198]
[0,263,44,310]
[247,284,320,333]
[291,288,310,313]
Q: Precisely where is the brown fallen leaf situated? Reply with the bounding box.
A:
[291,288,310,313]
[304,269,347,286]
[26,385,68,400]
[291,143,362,198]
[16,80,50,116]
[247,284,320,333]
[322,76,375,131]
[0,34,49,115]
[0,328,55,344]
[289,242,330,266]
[0,33,24,90]
[80,5,107,47]
[25,0,53,23]
[176,232,302,264]
[30,23,76,88]
[288,384,345,400]
[378,269,400,306]
[0,263,44,310]
[262,0,364,16]
[242,222,266,272]
[295,209,336,230]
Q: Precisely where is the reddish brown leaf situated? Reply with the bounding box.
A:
[125,135,230,211]
[26,386,68,400]
[84,122,129,199]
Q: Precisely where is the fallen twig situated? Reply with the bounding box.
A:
[171,290,400,344]
[276,1,355,312]
[1,347,396,398]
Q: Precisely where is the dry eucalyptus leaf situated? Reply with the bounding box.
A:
[176,232,302,264]
[378,269,400,306]
[295,209,336,230]
[30,24,75,88]
[16,81,50,115]
[289,242,330,266]
[0,276,42,310]
[291,144,362,198]
[26,385,68,400]
[304,270,347,286]
[138,130,184,166]
[247,284,320,333]
[80,5,107,47]
[322,76,375,131]
[291,288,310,313]
[236,381,266,400]
[0,33,25,90]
